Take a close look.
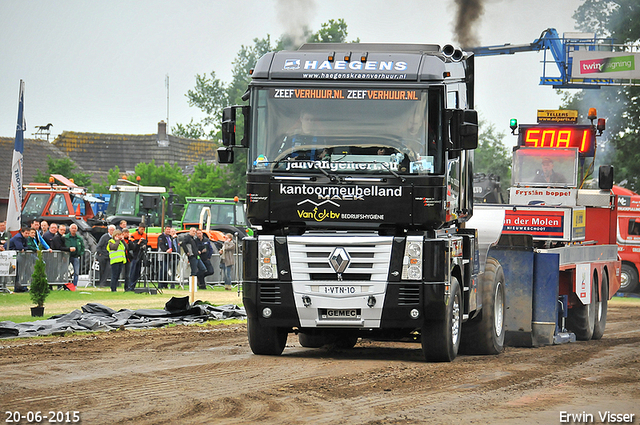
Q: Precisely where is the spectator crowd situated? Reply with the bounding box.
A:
[0,219,236,293]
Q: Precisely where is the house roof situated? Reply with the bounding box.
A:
[52,131,219,174]
[0,137,75,200]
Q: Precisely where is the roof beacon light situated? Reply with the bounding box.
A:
[597,118,606,135]
[510,118,518,134]
[588,108,597,121]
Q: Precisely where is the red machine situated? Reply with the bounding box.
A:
[610,186,640,293]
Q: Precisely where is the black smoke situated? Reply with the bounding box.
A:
[453,0,485,48]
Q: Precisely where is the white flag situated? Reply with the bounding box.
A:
[7,80,25,234]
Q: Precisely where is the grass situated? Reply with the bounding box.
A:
[0,284,244,324]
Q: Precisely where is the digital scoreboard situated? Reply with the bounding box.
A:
[517,124,596,157]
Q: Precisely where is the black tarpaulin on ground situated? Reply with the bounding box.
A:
[0,296,246,339]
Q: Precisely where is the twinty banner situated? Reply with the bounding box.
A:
[571,51,640,79]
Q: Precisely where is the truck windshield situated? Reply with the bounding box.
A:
[250,87,443,175]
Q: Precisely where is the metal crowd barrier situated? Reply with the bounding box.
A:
[0,250,73,289]
[0,246,243,292]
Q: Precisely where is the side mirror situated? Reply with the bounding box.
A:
[221,107,236,146]
[448,109,478,151]
[221,105,250,147]
[218,147,234,164]
[599,165,614,190]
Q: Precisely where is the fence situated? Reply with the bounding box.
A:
[88,249,243,289]
[0,245,243,292]
[0,250,76,290]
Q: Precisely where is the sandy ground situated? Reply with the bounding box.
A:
[0,301,638,425]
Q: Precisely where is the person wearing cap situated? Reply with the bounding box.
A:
[534,157,567,184]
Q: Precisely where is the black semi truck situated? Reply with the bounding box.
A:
[219,43,505,362]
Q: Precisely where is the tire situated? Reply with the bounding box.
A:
[298,332,329,348]
[566,273,597,341]
[459,258,505,355]
[247,318,287,355]
[421,277,462,362]
[592,272,609,340]
[619,263,639,293]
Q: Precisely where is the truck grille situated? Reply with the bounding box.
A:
[259,284,282,304]
[287,235,393,281]
[398,284,420,305]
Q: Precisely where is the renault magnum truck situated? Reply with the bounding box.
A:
[218,43,505,362]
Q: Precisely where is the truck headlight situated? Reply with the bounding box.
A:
[402,237,423,281]
[258,238,277,280]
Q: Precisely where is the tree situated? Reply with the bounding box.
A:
[173,160,244,199]
[29,250,50,308]
[474,119,511,184]
[91,166,122,194]
[34,156,93,188]
[134,160,187,198]
[567,0,640,190]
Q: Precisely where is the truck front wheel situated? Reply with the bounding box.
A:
[619,263,639,293]
[421,277,462,362]
[460,258,505,355]
[247,318,287,355]
[566,274,597,341]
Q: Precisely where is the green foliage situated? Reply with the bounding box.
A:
[474,120,512,184]
[569,0,640,190]
[29,250,50,307]
[134,160,187,195]
[173,159,245,199]
[34,156,93,188]
[91,166,121,193]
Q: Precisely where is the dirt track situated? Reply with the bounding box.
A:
[1,302,639,425]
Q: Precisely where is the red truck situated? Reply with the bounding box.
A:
[612,185,640,293]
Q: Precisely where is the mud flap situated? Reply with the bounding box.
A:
[489,236,564,347]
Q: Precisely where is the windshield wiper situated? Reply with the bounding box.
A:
[374,161,406,183]
[313,162,338,182]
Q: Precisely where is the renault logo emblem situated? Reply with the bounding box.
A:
[329,247,351,274]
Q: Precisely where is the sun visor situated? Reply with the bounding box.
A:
[265,52,423,81]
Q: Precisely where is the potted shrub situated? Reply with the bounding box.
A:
[29,250,50,317]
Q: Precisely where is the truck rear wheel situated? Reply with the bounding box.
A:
[459,258,505,355]
[247,318,287,355]
[421,277,461,362]
[619,263,639,293]
[298,332,329,348]
[592,272,609,340]
[566,274,597,341]
[332,334,359,349]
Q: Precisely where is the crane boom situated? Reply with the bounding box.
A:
[469,28,637,89]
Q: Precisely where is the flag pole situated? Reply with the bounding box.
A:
[7,80,25,236]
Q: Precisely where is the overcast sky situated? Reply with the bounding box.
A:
[1,0,583,146]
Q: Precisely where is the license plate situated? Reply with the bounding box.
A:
[319,285,358,295]
[320,309,361,320]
